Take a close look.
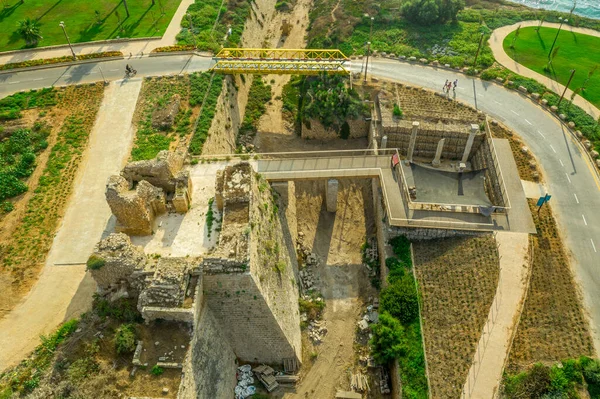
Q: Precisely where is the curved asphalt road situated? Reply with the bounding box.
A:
[1,55,599,350]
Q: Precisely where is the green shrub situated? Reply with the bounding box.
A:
[94,296,142,323]
[386,257,406,284]
[151,365,164,376]
[189,74,224,155]
[380,274,419,324]
[67,340,100,382]
[393,104,403,118]
[401,0,464,25]
[370,312,406,364]
[390,235,412,267]
[114,324,137,354]
[299,295,325,320]
[1,201,14,213]
[86,255,105,270]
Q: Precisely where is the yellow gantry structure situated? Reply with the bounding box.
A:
[210,48,350,75]
[210,61,348,75]
[215,48,348,61]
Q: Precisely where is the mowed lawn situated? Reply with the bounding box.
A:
[0,0,181,51]
[504,26,600,109]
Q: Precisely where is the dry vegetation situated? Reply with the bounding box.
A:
[413,234,500,399]
[0,84,105,314]
[490,122,541,182]
[0,299,187,398]
[507,200,594,373]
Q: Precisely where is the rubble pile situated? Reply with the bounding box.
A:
[253,365,279,392]
[307,319,328,344]
[235,365,256,399]
[357,301,379,332]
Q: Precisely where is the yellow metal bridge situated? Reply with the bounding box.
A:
[210,48,349,75]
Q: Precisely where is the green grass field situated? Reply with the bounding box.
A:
[0,0,181,52]
[504,26,600,109]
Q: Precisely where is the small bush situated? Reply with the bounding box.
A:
[86,255,105,270]
[299,296,325,320]
[114,324,137,354]
[94,296,142,323]
[151,365,164,376]
[380,274,419,325]
[393,103,403,118]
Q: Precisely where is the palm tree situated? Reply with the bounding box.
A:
[580,65,598,93]
[510,25,521,49]
[17,18,42,46]
[545,46,560,72]
[536,16,545,32]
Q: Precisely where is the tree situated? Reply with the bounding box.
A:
[510,25,521,49]
[401,0,464,25]
[370,312,406,364]
[17,17,42,46]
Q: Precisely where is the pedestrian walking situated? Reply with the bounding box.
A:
[453,79,458,91]
[444,79,448,91]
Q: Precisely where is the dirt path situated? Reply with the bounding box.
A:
[461,232,530,399]
[0,79,142,372]
[284,180,375,398]
[489,21,600,120]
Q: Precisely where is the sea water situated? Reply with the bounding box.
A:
[506,0,600,20]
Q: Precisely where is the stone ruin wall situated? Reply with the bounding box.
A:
[301,118,369,140]
[382,121,485,162]
[470,138,505,208]
[177,301,237,399]
[389,226,484,241]
[202,166,302,365]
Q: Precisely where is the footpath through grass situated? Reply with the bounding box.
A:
[0,0,180,51]
[504,26,600,109]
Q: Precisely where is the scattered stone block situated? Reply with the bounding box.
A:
[408,56,417,61]
[583,140,592,150]
[575,130,583,138]
[541,99,548,106]
[444,63,451,68]
[568,121,576,128]
[532,93,541,100]
[518,85,528,93]
[590,150,599,159]
[496,77,504,83]
[559,113,567,120]
[550,105,558,112]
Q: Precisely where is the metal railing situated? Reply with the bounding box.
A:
[214,48,349,61]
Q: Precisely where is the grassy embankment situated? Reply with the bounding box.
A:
[0,0,180,51]
[0,84,105,303]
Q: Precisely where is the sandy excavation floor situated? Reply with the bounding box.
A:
[283,179,377,398]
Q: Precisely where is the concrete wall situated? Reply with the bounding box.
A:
[177,303,237,399]
[382,121,485,162]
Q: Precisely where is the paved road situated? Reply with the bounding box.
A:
[1,55,599,350]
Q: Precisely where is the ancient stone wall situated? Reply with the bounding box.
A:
[382,120,485,162]
[202,258,247,274]
[141,307,194,323]
[202,166,301,365]
[122,149,186,193]
[177,303,237,399]
[301,118,369,140]
[89,233,147,290]
[471,138,505,207]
